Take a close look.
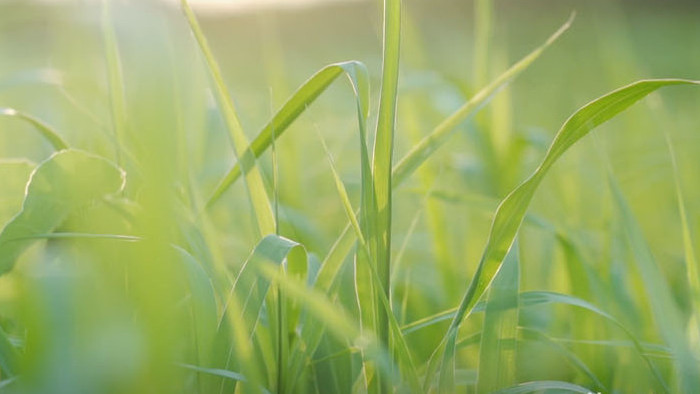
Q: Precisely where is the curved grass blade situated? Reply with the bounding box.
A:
[320,139,421,392]
[181,0,274,236]
[0,150,125,275]
[258,260,400,391]
[217,235,307,392]
[412,289,669,391]
[206,61,369,208]
[392,13,574,187]
[0,108,68,151]
[492,380,593,394]
[428,78,699,391]
[206,17,575,338]
[178,363,246,383]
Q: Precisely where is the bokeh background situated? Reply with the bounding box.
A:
[0,0,699,392]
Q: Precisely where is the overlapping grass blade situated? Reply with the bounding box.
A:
[0,150,125,275]
[217,234,306,392]
[204,17,575,336]
[425,79,699,391]
[257,259,399,391]
[206,61,370,208]
[608,176,700,392]
[320,138,421,392]
[476,242,519,393]
[181,0,274,236]
[409,288,669,391]
[0,108,68,150]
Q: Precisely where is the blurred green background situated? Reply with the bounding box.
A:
[0,0,698,392]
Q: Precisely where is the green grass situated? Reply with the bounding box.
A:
[0,0,698,392]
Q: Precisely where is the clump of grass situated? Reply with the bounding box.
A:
[0,0,697,393]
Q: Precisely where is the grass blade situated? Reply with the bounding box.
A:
[427,78,699,391]
[367,0,401,357]
[492,380,593,394]
[206,61,370,208]
[180,0,274,236]
[178,363,246,383]
[0,108,68,151]
[101,0,127,165]
[320,137,422,392]
[476,242,519,393]
[392,14,574,187]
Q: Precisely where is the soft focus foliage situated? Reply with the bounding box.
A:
[0,0,698,392]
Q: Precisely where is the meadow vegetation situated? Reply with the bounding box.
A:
[0,0,698,392]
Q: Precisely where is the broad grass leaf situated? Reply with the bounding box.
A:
[0,150,125,275]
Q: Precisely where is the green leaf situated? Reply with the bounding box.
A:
[181,0,274,236]
[178,363,246,382]
[0,150,125,275]
[217,234,307,392]
[0,108,68,151]
[476,242,519,393]
[609,176,700,392]
[391,13,574,188]
[430,78,699,391]
[206,60,370,208]
[319,137,421,392]
[491,380,593,394]
[364,0,401,379]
